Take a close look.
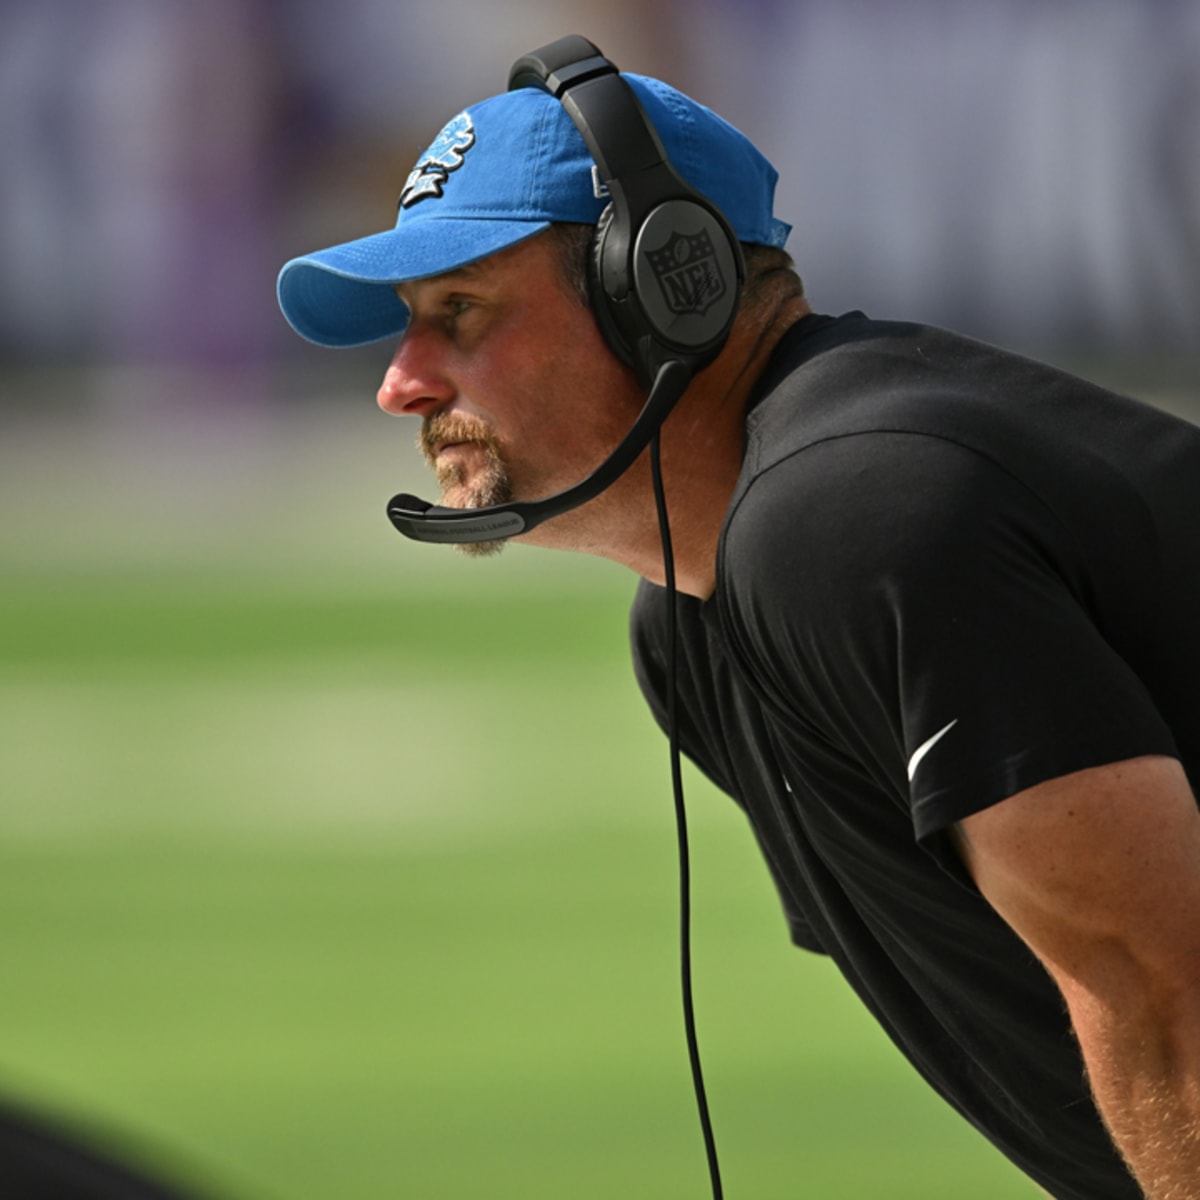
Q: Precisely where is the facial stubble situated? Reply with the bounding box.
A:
[418,411,513,557]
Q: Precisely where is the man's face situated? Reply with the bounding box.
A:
[376,231,642,555]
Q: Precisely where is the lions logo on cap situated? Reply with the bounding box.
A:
[399,113,476,209]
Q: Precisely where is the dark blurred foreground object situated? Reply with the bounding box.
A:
[0,1101,218,1200]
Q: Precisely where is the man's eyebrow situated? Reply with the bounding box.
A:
[434,262,485,283]
[394,262,487,302]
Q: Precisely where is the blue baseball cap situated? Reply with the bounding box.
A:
[277,74,791,348]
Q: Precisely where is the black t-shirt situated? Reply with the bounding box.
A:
[631,312,1200,1199]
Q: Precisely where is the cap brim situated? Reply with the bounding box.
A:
[277,218,551,348]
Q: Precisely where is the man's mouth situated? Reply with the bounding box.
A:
[420,412,495,468]
[433,440,487,469]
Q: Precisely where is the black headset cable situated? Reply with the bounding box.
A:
[649,432,724,1200]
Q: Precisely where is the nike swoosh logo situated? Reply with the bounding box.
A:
[907,719,959,782]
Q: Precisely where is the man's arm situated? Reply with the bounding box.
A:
[955,755,1200,1200]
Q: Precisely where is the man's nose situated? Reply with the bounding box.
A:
[376,328,454,417]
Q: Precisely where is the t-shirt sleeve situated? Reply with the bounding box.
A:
[719,431,1178,846]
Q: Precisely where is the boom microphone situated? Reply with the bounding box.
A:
[387,358,692,544]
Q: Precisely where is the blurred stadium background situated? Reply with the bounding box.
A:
[1,1,1197,1197]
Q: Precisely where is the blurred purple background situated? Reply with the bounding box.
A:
[1,0,1196,383]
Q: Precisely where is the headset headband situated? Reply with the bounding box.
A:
[506,36,744,387]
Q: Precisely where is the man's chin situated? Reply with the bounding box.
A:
[454,536,507,559]
[438,488,511,559]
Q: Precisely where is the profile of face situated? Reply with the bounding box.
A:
[377,231,644,559]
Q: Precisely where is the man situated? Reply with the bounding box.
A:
[277,39,1200,1200]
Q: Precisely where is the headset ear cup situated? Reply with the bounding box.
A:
[588,199,744,388]
[587,206,637,372]
[630,200,743,357]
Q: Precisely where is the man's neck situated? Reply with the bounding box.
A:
[617,295,812,599]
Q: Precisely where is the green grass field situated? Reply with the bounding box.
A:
[0,394,1042,1198]
[0,570,1034,1199]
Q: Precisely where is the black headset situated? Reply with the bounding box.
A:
[387,34,745,545]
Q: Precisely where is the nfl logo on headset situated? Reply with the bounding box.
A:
[645,229,728,317]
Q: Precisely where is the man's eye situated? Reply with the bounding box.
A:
[447,299,472,318]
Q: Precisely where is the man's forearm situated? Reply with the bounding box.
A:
[1073,991,1200,1199]
[954,759,1200,1199]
